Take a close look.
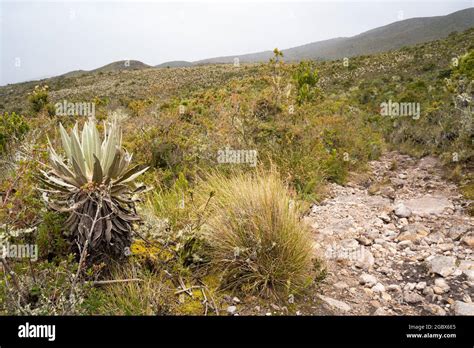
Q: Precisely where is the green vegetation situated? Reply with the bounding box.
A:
[0,28,473,315]
[28,85,50,114]
[0,112,29,154]
[293,61,320,105]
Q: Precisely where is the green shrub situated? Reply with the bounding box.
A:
[28,85,49,113]
[455,50,474,80]
[293,61,320,105]
[0,112,29,154]
[36,211,69,261]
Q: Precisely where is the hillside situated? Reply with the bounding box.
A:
[156,61,194,68]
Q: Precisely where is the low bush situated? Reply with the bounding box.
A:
[198,170,316,299]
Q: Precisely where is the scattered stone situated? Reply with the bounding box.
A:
[463,270,474,282]
[423,287,434,297]
[404,291,424,304]
[458,260,474,271]
[355,249,375,270]
[318,294,351,313]
[227,306,237,314]
[372,283,385,293]
[427,256,456,277]
[334,281,349,289]
[424,303,447,316]
[232,297,241,304]
[434,278,450,293]
[398,218,409,226]
[373,307,388,315]
[356,235,373,246]
[394,203,412,218]
[454,301,474,316]
[306,152,473,316]
[416,282,427,290]
[387,284,402,292]
[379,213,391,223]
[369,300,381,308]
[461,232,474,247]
[447,226,469,241]
[359,273,378,287]
[397,224,429,242]
[381,292,392,302]
[403,196,454,216]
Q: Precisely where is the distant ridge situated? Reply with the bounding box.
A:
[194,8,474,64]
[60,60,151,78]
[13,8,474,83]
[155,61,193,68]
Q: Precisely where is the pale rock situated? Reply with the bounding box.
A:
[458,260,474,271]
[334,281,349,289]
[454,301,474,316]
[394,203,412,218]
[447,226,469,241]
[387,284,402,292]
[427,256,456,277]
[404,291,424,303]
[463,270,474,282]
[356,235,373,246]
[372,283,385,293]
[359,273,378,287]
[416,282,427,290]
[434,278,450,291]
[373,307,388,315]
[355,249,375,270]
[399,218,409,226]
[403,196,454,216]
[381,292,392,301]
[423,287,434,296]
[317,294,351,313]
[461,232,474,247]
[379,213,391,223]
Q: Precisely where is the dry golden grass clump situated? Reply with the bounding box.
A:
[199,170,315,299]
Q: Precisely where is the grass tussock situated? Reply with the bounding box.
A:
[198,170,315,299]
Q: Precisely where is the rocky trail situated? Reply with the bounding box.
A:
[306,151,473,316]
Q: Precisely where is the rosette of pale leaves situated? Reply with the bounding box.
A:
[40,119,148,262]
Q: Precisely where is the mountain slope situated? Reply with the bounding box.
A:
[156,61,194,68]
[195,8,474,64]
[60,60,151,78]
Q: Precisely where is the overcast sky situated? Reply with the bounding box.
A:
[0,0,472,85]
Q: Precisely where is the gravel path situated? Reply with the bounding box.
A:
[306,151,473,315]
